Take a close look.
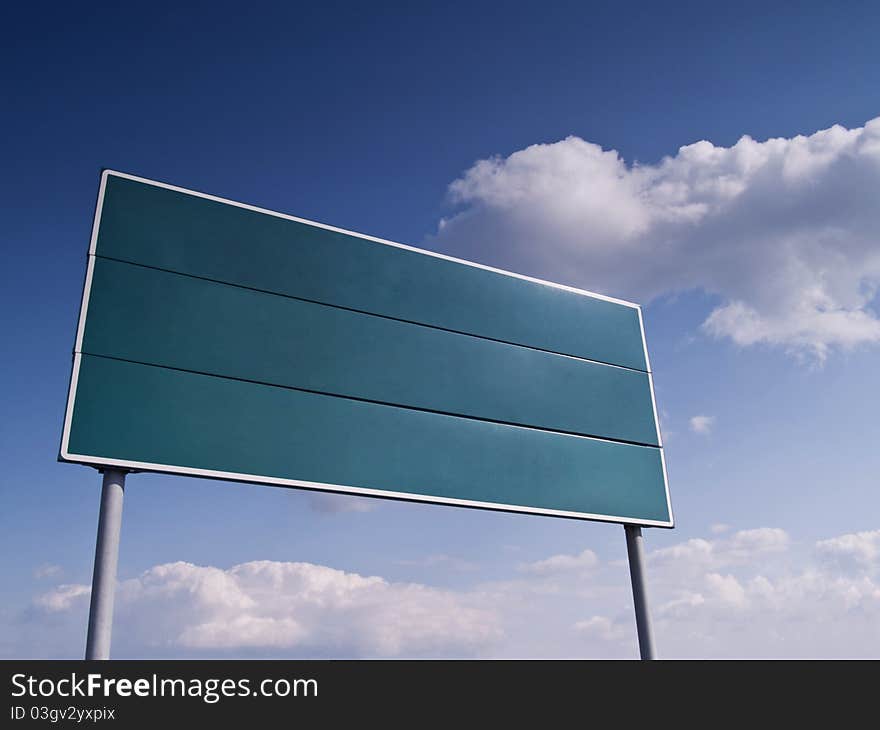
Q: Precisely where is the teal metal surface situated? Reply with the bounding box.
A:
[95,175,648,371]
[82,258,659,445]
[61,171,672,526]
[68,356,671,523]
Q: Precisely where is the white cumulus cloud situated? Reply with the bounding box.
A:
[649,527,790,573]
[16,526,880,658]
[518,548,599,576]
[31,560,500,658]
[431,118,880,360]
[816,529,880,573]
[574,527,880,657]
[34,584,89,612]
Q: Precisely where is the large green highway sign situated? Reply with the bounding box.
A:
[61,171,672,527]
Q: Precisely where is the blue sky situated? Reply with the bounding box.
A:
[2,1,880,658]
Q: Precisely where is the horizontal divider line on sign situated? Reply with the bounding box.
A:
[90,253,650,375]
[66,353,672,523]
[77,351,663,450]
[96,174,648,371]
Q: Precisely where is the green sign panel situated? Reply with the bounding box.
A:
[60,171,672,526]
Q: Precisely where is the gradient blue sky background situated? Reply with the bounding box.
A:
[2,1,879,658]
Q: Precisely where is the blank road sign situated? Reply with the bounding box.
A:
[60,171,673,527]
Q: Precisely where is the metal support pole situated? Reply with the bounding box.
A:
[624,524,656,660]
[85,468,126,660]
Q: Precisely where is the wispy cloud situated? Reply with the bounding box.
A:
[33,564,63,580]
[307,493,376,514]
[689,415,715,435]
[518,549,599,576]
